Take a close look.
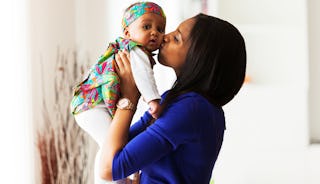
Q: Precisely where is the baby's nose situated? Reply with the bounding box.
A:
[151,30,158,36]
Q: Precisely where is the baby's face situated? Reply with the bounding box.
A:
[125,13,166,52]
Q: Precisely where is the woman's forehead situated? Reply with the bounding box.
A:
[178,18,195,40]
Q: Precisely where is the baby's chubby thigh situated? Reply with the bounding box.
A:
[74,103,112,148]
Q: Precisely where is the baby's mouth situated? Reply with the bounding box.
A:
[149,39,157,44]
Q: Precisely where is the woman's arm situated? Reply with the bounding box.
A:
[128,111,153,140]
[100,51,140,180]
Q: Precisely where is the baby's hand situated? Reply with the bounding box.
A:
[148,100,162,119]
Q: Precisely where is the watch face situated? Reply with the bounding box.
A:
[119,99,129,107]
[117,98,134,110]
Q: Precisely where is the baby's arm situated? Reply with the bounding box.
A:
[130,47,162,117]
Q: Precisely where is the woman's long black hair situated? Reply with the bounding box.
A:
[162,13,246,109]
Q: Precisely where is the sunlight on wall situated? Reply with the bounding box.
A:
[0,1,33,184]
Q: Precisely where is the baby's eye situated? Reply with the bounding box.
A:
[157,27,165,33]
[143,25,151,30]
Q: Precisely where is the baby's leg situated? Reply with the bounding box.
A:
[74,103,112,147]
[74,104,127,184]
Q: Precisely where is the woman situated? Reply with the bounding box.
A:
[100,13,246,184]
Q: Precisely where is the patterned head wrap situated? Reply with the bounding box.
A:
[122,2,166,30]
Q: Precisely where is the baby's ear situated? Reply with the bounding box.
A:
[123,27,130,38]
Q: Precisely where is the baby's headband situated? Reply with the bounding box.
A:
[122,2,166,30]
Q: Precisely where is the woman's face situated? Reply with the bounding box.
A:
[158,17,195,75]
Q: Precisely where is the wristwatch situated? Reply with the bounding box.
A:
[116,98,136,111]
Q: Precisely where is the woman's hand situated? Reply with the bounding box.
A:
[115,51,140,105]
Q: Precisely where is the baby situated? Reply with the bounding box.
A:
[70,2,166,184]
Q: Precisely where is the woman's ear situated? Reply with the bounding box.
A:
[123,27,130,39]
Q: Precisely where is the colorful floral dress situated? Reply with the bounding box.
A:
[70,37,140,117]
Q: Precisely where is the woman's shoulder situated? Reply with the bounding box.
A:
[181,92,215,110]
[162,91,219,113]
[178,91,204,99]
[154,91,224,138]
[162,91,209,103]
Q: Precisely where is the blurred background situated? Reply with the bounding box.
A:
[1,0,320,183]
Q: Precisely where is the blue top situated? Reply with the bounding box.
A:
[112,92,226,184]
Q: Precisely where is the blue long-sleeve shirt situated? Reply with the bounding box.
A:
[112,92,226,184]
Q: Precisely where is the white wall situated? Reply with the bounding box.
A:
[211,0,320,184]
[308,0,320,143]
[29,0,76,127]
[28,0,77,182]
[0,0,33,183]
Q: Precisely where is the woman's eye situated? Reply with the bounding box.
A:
[174,36,179,42]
